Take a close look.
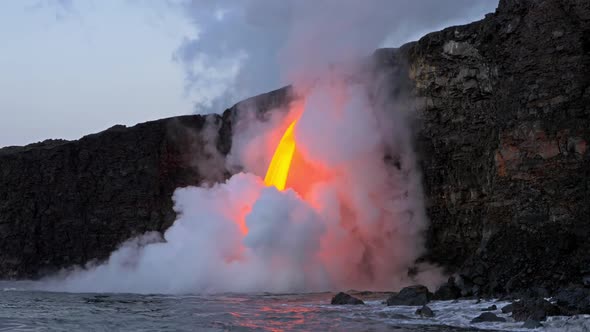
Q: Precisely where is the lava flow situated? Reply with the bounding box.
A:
[263,120,297,190]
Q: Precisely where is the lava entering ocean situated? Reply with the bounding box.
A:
[264,120,297,191]
[43,79,439,294]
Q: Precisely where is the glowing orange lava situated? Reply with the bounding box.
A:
[264,120,297,190]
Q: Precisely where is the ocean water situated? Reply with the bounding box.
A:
[1,284,589,331]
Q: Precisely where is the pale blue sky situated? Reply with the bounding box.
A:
[0,0,498,147]
[0,1,194,146]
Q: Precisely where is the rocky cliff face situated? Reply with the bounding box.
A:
[404,0,590,295]
[1,0,588,296]
[0,116,202,277]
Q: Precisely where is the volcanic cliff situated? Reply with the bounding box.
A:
[0,0,588,296]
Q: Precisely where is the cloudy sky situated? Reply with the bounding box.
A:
[0,0,498,147]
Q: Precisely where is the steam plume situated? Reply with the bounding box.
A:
[174,0,497,112]
[40,0,499,293]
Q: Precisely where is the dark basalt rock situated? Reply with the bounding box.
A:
[433,277,461,301]
[330,292,364,305]
[553,287,590,315]
[470,312,506,323]
[515,288,551,300]
[501,303,514,313]
[522,319,543,329]
[415,305,435,317]
[511,298,561,322]
[404,0,590,297]
[386,285,431,306]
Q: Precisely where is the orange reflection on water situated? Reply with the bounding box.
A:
[228,304,320,332]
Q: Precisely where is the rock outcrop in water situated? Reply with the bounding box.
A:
[0,0,588,299]
[470,312,506,324]
[510,298,561,321]
[386,285,432,306]
[330,292,365,305]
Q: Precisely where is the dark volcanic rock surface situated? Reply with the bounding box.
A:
[482,305,497,311]
[386,285,431,306]
[330,292,364,305]
[470,312,506,323]
[501,303,514,313]
[511,298,561,321]
[553,287,590,315]
[415,305,435,317]
[522,319,543,329]
[401,0,590,296]
[433,278,461,300]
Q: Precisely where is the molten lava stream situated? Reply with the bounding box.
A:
[264,120,297,191]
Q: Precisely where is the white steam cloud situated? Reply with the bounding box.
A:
[174,0,498,112]
[43,77,435,293]
[39,0,499,294]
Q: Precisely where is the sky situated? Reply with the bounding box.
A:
[0,0,499,147]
